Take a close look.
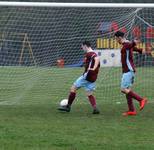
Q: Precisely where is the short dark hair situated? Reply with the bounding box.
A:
[114,31,125,37]
[82,41,91,47]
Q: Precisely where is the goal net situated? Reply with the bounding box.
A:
[0,2,153,106]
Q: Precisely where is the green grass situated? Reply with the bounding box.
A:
[0,66,154,150]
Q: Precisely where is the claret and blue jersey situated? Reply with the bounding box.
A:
[121,41,142,88]
[73,51,100,91]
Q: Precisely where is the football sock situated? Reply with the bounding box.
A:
[88,95,97,109]
[128,90,143,102]
[67,92,76,106]
[126,94,135,111]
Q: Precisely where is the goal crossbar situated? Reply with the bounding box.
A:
[0,2,154,8]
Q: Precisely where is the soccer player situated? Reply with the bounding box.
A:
[58,41,100,114]
[114,31,148,116]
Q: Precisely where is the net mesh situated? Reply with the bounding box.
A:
[0,6,153,105]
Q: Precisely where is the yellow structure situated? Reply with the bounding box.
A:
[97,38,146,50]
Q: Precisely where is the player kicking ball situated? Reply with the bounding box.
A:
[114,31,148,116]
[58,41,100,114]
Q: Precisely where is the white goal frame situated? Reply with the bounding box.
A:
[0,2,154,8]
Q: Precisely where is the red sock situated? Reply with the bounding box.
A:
[88,95,96,109]
[128,91,143,102]
[126,94,135,111]
[68,92,76,106]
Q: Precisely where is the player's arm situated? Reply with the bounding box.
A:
[133,39,146,54]
[89,56,100,71]
[133,47,143,54]
[127,39,141,49]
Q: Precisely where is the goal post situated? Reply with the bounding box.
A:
[0,2,153,105]
[0,2,154,8]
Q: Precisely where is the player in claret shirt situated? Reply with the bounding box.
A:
[114,31,148,116]
[58,41,100,114]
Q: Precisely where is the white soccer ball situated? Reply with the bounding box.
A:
[60,99,68,106]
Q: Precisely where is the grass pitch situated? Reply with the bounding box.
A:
[0,66,154,150]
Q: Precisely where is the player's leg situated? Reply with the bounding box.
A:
[127,91,147,111]
[126,88,148,111]
[121,72,136,116]
[58,85,78,112]
[126,93,135,111]
[67,85,77,106]
[58,75,84,112]
[121,71,147,115]
[85,82,100,114]
[122,71,147,111]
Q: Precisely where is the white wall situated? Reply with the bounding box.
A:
[95,49,121,67]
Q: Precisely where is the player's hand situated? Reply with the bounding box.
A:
[142,49,146,54]
[88,68,95,71]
